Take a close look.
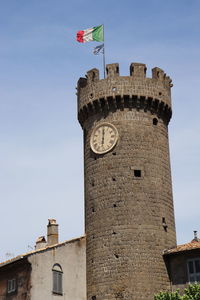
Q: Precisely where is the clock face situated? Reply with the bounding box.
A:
[90,123,119,154]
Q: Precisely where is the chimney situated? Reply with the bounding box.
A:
[35,236,47,250]
[191,230,200,242]
[47,219,59,246]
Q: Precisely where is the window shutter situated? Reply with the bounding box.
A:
[53,271,57,292]
[52,269,63,294]
[58,272,62,294]
[7,278,16,293]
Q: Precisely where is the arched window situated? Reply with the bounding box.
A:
[52,264,63,295]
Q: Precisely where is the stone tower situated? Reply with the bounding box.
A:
[77,63,177,300]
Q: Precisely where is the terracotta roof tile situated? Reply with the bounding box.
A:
[164,241,200,255]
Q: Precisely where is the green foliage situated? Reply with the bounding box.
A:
[183,284,200,300]
[154,290,182,300]
[154,284,200,300]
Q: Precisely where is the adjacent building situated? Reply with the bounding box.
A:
[0,220,86,300]
[164,233,200,293]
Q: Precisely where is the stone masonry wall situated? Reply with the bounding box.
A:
[77,63,177,300]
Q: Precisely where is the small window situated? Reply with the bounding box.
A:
[7,278,16,294]
[134,170,141,177]
[153,118,158,125]
[52,264,63,295]
[187,258,200,283]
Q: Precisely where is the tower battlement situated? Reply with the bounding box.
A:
[77,63,173,127]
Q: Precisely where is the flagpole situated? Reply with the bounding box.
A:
[103,24,106,79]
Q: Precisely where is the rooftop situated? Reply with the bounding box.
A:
[0,235,85,268]
[164,240,200,255]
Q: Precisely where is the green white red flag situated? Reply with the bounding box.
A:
[76,25,104,43]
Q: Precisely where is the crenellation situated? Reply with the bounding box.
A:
[77,63,173,128]
[106,63,119,78]
[130,62,147,78]
[87,68,99,83]
[77,77,87,89]
[165,75,173,88]
[152,67,165,80]
[152,67,173,89]
[78,64,172,93]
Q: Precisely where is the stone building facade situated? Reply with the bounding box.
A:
[77,62,177,300]
[0,220,86,300]
[164,236,200,293]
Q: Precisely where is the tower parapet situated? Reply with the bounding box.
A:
[77,63,173,127]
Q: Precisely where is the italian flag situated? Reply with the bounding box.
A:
[76,25,104,43]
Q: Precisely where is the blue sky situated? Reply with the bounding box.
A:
[0,0,200,261]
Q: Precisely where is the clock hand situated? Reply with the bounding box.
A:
[102,128,105,145]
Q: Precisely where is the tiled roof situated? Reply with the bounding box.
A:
[0,235,85,268]
[164,240,200,255]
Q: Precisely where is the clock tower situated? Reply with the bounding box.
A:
[77,63,177,300]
